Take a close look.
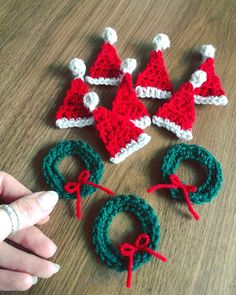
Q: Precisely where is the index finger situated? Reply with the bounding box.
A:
[0,172,31,202]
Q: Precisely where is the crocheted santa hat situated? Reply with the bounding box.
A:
[152,70,207,140]
[85,27,122,86]
[112,58,151,129]
[55,58,97,129]
[135,33,173,99]
[82,95,151,163]
[194,45,228,105]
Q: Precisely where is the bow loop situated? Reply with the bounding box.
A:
[120,243,136,256]
[135,233,150,249]
[64,181,79,193]
[77,169,91,184]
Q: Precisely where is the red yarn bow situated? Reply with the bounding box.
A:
[120,233,167,288]
[64,170,114,220]
[147,174,199,221]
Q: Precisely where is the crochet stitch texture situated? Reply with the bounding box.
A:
[92,195,160,271]
[161,143,223,204]
[42,140,104,199]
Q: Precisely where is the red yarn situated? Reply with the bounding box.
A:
[56,78,91,120]
[64,170,114,219]
[112,73,150,121]
[135,50,173,91]
[195,57,225,97]
[88,43,121,79]
[155,82,195,130]
[93,107,144,158]
[147,174,199,220]
[120,233,167,288]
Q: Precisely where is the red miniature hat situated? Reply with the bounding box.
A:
[194,44,228,106]
[82,94,151,164]
[85,27,122,86]
[112,58,151,129]
[55,59,97,129]
[152,70,207,140]
[135,33,173,99]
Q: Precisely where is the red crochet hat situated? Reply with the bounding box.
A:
[82,95,151,163]
[85,27,122,86]
[112,58,151,129]
[135,33,173,99]
[152,70,207,140]
[55,59,99,129]
[194,44,228,106]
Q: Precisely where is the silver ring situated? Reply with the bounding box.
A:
[0,204,20,235]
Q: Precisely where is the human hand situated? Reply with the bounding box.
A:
[0,171,60,291]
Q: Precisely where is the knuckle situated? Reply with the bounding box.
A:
[15,199,35,221]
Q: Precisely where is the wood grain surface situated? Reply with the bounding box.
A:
[0,0,236,294]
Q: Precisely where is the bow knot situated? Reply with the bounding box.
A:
[64,170,114,220]
[120,233,167,288]
[169,174,197,194]
[147,173,199,221]
[120,233,150,257]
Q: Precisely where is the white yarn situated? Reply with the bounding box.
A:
[110,133,151,164]
[189,70,207,88]
[101,27,117,44]
[130,116,151,129]
[152,33,170,51]
[68,58,86,78]
[55,117,94,129]
[120,58,137,74]
[194,95,228,106]
[85,76,121,85]
[83,92,99,112]
[152,116,193,140]
[200,44,216,60]
[135,86,172,99]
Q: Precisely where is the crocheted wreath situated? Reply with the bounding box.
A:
[92,195,167,288]
[148,143,223,221]
[42,140,114,219]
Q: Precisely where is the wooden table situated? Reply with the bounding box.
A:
[1,0,236,294]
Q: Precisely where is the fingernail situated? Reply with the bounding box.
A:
[32,276,38,285]
[53,264,60,273]
[38,191,59,211]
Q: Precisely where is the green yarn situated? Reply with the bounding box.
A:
[92,195,160,272]
[161,143,223,204]
[42,140,104,199]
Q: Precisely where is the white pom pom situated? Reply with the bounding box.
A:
[101,27,117,44]
[68,58,86,78]
[152,33,170,51]
[83,92,99,112]
[120,58,137,74]
[189,70,207,88]
[200,44,215,60]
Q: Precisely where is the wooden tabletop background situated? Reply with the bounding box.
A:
[1,0,236,294]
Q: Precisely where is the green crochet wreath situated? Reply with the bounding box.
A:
[42,140,104,199]
[162,143,223,204]
[92,195,160,272]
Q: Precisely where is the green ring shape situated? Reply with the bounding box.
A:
[92,195,160,272]
[161,143,223,204]
[42,140,104,199]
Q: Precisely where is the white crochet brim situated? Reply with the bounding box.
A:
[55,117,94,129]
[110,133,151,164]
[152,116,193,140]
[130,116,151,129]
[194,95,228,106]
[85,76,121,86]
[135,86,172,99]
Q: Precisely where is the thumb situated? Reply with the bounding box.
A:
[0,191,59,242]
